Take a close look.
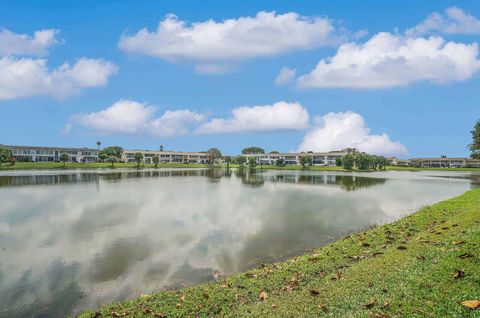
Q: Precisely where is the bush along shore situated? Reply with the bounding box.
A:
[78,189,480,318]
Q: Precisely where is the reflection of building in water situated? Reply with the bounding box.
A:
[243,149,355,166]
[122,149,210,164]
[1,144,99,163]
[0,169,387,191]
[0,170,212,187]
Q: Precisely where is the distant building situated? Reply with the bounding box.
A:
[243,149,355,166]
[122,149,211,164]
[409,157,480,168]
[0,144,99,163]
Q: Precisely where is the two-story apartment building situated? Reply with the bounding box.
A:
[1,144,99,163]
[243,149,354,166]
[122,150,211,164]
[409,157,480,168]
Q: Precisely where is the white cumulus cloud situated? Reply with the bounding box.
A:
[0,57,118,100]
[197,101,309,134]
[70,99,205,137]
[406,7,480,37]
[298,111,407,157]
[119,11,336,72]
[297,32,480,89]
[0,28,60,57]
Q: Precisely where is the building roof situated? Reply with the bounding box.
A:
[243,151,348,157]
[0,144,98,152]
[410,157,468,161]
[123,149,209,156]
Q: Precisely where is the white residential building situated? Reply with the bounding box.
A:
[122,150,211,164]
[1,144,99,163]
[243,149,355,166]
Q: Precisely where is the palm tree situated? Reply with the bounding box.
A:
[96,141,101,150]
[224,156,232,168]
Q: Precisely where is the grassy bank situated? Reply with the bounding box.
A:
[79,189,480,318]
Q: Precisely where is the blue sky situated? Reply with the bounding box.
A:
[0,0,479,157]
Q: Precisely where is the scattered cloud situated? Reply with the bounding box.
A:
[274,67,296,85]
[406,7,480,37]
[296,32,480,89]
[119,11,337,73]
[67,100,310,137]
[0,28,60,57]
[197,101,309,134]
[298,111,407,157]
[69,99,205,137]
[0,57,118,100]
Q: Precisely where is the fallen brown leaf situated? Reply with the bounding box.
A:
[453,270,465,279]
[397,246,407,250]
[417,255,425,260]
[451,240,464,245]
[460,300,480,309]
[180,294,186,302]
[271,304,277,308]
[259,291,268,301]
[111,312,122,318]
[459,253,474,259]
[364,298,377,309]
[310,289,320,296]
[318,304,328,312]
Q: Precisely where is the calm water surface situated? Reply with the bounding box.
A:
[0,168,478,317]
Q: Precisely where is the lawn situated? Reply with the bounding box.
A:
[78,189,480,318]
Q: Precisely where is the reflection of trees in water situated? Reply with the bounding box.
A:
[0,168,387,191]
[234,169,386,191]
[235,168,265,188]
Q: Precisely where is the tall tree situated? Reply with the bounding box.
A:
[0,148,11,167]
[341,154,355,169]
[134,153,143,168]
[236,156,246,167]
[224,156,232,168]
[152,155,160,168]
[59,153,69,167]
[299,155,312,168]
[99,146,123,167]
[242,147,265,154]
[207,148,222,164]
[470,119,480,159]
[96,141,101,150]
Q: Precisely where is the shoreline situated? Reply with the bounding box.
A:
[2,162,480,172]
[78,189,480,317]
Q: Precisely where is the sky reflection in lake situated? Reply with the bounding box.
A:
[0,168,476,317]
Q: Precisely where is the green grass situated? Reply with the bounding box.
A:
[79,189,480,318]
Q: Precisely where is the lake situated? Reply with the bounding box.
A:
[0,168,478,317]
